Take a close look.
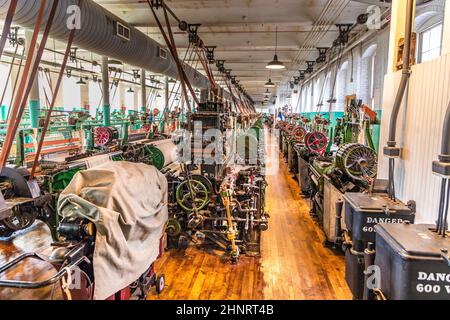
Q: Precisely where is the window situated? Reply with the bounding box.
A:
[313,78,321,111]
[38,72,53,108]
[89,81,102,116]
[125,89,135,110]
[63,77,81,111]
[419,23,443,63]
[335,62,349,112]
[369,54,376,108]
[0,63,12,109]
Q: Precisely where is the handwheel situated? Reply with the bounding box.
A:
[141,124,151,133]
[285,124,295,134]
[305,131,328,155]
[292,126,307,143]
[93,127,117,147]
[176,180,209,212]
[156,274,165,294]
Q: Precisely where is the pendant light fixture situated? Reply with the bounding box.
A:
[265,71,275,88]
[76,76,86,85]
[266,26,285,70]
[127,87,134,93]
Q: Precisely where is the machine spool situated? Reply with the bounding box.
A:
[166,218,182,237]
[0,167,32,198]
[305,131,328,155]
[0,168,35,237]
[335,143,377,181]
[146,139,178,170]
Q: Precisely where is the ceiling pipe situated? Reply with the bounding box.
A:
[0,0,210,89]
[352,0,432,7]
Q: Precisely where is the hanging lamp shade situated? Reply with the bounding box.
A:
[76,76,86,85]
[127,87,134,93]
[266,54,285,70]
[265,78,275,88]
[266,26,285,70]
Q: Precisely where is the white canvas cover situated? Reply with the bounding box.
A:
[58,161,168,300]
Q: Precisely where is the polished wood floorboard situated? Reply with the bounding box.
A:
[0,130,350,300]
[0,222,62,300]
[150,131,351,300]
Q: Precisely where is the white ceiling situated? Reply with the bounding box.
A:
[4,0,375,101]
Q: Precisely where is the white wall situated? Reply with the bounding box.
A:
[298,27,390,114]
[378,53,450,224]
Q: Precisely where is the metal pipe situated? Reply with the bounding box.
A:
[140,69,146,113]
[441,101,450,155]
[0,0,209,89]
[25,30,41,129]
[101,56,110,127]
[387,0,415,145]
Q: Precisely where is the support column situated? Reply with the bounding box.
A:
[25,30,40,129]
[443,2,450,55]
[101,56,111,127]
[134,89,139,112]
[50,72,64,110]
[80,82,90,112]
[141,69,147,113]
[387,0,417,73]
[119,82,126,111]
[165,76,169,110]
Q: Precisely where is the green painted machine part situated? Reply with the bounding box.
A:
[29,100,41,129]
[326,127,334,155]
[147,145,166,170]
[47,168,82,193]
[166,218,182,237]
[249,126,263,141]
[335,143,378,181]
[236,133,260,164]
[176,179,209,212]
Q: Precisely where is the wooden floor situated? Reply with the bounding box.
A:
[150,131,350,300]
[0,130,351,300]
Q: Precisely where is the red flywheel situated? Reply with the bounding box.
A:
[94,127,116,147]
[305,131,328,155]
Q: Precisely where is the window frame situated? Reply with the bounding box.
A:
[418,22,443,63]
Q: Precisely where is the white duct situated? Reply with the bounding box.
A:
[0,0,210,89]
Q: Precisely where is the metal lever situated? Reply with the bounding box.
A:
[441,249,450,267]
[334,199,344,246]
